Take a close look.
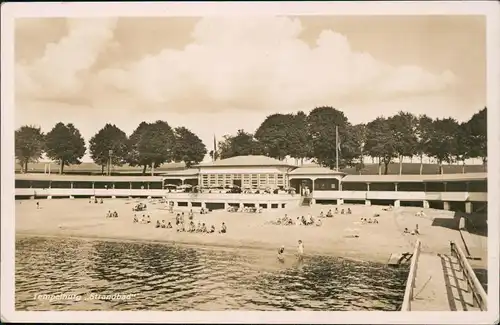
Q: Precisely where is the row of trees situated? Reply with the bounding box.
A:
[15,121,207,174]
[15,107,487,175]
[211,107,487,175]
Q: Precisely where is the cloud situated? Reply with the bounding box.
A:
[92,16,457,113]
[16,18,117,99]
[16,16,458,116]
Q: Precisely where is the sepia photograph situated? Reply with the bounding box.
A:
[1,1,499,324]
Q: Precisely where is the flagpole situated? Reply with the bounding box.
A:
[335,126,339,171]
[213,134,217,162]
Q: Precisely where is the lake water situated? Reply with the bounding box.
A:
[16,236,408,311]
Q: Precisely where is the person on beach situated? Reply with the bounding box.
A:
[106,210,111,218]
[413,224,420,235]
[316,218,322,227]
[133,215,139,223]
[347,208,352,215]
[301,215,307,225]
[189,221,195,232]
[309,215,314,225]
[219,222,227,234]
[334,207,339,214]
[319,211,324,218]
[403,227,409,234]
[155,220,161,228]
[94,198,98,204]
[415,210,426,217]
[373,219,379,224]
[36,201,40,209]
[189,209,194,220]
[196,222,202,232]
[210,225,215,233]
[201,223,207,233]
[100,198,104,204]
[113,211,118,218]
[161,220,166,228]
[146,215,151,223]
[166,222,173,229]
[326,209,332,217]
[341,209,345,215]
[277,246,285,263]
[297,240,304,261]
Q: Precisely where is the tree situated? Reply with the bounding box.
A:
[453,122,472,173]
[288,111,311,164]
[218,129,261,159]
[364,117,397,175]
[308,106,350,169]
[89,124,129,175]
[465,107,487,169]
[342,123,367,168]
[426,118,459,174]
[45,122,86,174]
[15,125,45,173]
[172,127,207,168]
[415,114,434,175]
[254,113,294,160]
[388,112,418,175]
[128,120,176,174]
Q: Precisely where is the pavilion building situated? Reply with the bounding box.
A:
[15,155,487,214]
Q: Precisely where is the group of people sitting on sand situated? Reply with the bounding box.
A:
[90,197,104,204]
[133,203,147,211]
[320,208,352,218]
[361,217,379,224]
[415,210,426,217]
[133,214,151,224]
[227,206,263,213]
[273,214,322,227]
[382,205,394,211]
[106,210,118,218]
[155,220,173,229]
[176,221,227,234]
[404,224,420,235]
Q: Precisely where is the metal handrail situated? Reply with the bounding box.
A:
[401,239,422,311]
[450,241,488,311]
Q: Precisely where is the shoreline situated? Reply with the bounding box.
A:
[15,232,375,265]
[14,198,487,265]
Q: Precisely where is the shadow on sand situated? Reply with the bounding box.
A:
[431,211,487,237]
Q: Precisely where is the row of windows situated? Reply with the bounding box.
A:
[201,173,287,188]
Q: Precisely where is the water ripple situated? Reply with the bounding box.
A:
[16,236,407,311]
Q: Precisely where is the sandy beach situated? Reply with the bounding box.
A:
[15,198,487,264]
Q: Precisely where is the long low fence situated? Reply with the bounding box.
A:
[313,190,487,202]
[401,239,422,311]
[15,188,487,203]
[15,188,300,204]
[450,241,488,311]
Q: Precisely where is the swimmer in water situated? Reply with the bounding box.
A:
[297,240,304,261]
[277,245,285,262]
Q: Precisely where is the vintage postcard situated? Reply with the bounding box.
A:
[1,1,499,324]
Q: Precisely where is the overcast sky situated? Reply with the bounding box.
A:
[14,15,486,162]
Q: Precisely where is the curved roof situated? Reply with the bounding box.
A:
[15,174,164,182]
[195,155,297,168]
[161,168,199,177]
[342,172,487,183]
[289,166,345,176]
